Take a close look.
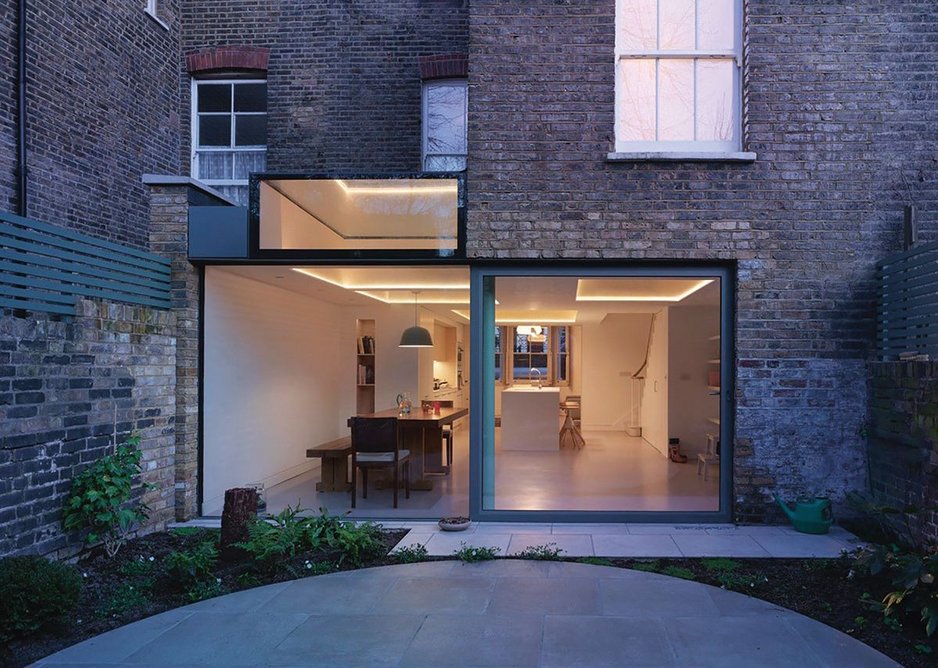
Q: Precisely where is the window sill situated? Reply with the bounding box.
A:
[145,9,170,31]
[606,151,757,163]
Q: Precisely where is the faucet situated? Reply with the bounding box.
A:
[530,368,543,388]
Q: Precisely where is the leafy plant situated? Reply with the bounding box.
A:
[854,539,938,637]
[236,572,261,588]
[95,582,150,618]
[61,432,155,558]
[453,543,500,562]
[516,543,564,561]
[183,579,226,603]
[322,520,385,567]
[119,556,156,578]
[170,526,202,537]
[392,544,429,564]
[163,540,219,590]
[0,556,82,643]
[298,560,337,576]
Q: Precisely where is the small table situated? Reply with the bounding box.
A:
[349,406,469,491]
[306,436,352,492]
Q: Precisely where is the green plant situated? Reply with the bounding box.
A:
[171,526,202,537]
[183,579,226,603]
[661,566,696,581]
[323,520,385,567]
[299,559,337,575]
[453,543,500,562]
[119,556,156,578]
[238,504,312,566]
[701,558,740,573]
[393,544,429,564]
[630,560,660,573]
[95,582,150,618]
[578,557,614,567]
[61,432,155,558]
[852,615,868,630]
[0,556,82,643]
[163,540,218,589]
[915,643,933,655]
[854,542,938,637]
[236,572,261,588]
[516,543,564,561]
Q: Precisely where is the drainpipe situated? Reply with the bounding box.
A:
[16,0,27,217]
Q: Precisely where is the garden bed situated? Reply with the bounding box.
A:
[3,528,936,668]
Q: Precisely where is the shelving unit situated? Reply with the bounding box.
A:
[356,319,375,414]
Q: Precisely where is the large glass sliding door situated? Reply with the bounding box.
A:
[469,266,733,521]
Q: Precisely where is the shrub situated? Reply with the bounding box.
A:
[0,556,82,643]
[61,432,155,558]
[163,540,219,590]
[516,543,564,561]
[95,582,150,618]
[238,504,312,566]
[393,544,429,564]
[453,543,500,563]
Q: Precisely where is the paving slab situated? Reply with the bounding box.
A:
[34,561,898,668]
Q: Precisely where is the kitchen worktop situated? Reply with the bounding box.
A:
[501,386,560,451]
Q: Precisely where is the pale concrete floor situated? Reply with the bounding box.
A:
[35,561,898,667]
[229,427,717,519]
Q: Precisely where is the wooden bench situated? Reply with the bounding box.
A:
[306,436,352,492]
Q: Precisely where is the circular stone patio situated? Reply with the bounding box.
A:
[34,560,898,667]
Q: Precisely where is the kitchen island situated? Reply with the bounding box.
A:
[501,386,560,451]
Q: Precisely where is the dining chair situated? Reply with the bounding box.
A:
[349,417,411,508]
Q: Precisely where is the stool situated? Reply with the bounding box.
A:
[442,425,454,474]
[696,433,720,481]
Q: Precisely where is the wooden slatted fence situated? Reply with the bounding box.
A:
[0,211,172,316]
[876,239,938,360]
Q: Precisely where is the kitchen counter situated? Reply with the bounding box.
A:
[501,386,560,451]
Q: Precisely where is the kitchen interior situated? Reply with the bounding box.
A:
[199,265,721,518]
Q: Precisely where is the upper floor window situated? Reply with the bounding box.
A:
[191,79,267,205]
[422,79,467,172]
[614,0,742,153]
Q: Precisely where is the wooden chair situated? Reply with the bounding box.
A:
[349,417,412,508]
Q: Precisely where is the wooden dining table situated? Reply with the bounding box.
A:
[348,406,469,491]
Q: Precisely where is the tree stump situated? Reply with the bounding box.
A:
[220,487,257,561]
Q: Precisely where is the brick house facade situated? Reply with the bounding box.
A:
[1,1,936,555]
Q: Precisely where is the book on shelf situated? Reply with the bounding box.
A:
[357,364,374,385]
[358,335,375,355]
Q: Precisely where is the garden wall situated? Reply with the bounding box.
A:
[0,300,176,558]
[868,361,938,544]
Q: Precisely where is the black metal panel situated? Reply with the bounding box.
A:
[188,206,249,260]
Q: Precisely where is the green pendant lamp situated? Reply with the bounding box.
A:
[399,291,433,348]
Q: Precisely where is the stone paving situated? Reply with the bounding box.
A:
[388,522,864,558]
[35,560,897,667]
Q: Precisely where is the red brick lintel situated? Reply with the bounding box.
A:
[418,53,468,81]
[186,46,270,74]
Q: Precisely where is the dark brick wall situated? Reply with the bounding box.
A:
[468,1,938,520]
[0,1,181,247]
[0,300,176,558]
[0,3,17,213]
[868,362,938,544]
[180,0,469,173]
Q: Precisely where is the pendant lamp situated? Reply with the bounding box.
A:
[399,291,434,348]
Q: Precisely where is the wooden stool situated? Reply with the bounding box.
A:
[559,411,585,449]
[696,433,720,481]
[442,425,454,474]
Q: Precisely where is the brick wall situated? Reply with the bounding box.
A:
[0,300,176,558]
[868,362,938,545]
[180,0,469,173]
[468,1,938,520]
[0,1,181,247]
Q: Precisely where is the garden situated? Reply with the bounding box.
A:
[1,437,936,667]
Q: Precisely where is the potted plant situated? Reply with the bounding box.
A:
[438,515,471,531]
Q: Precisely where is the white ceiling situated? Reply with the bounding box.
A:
[216,266,721,323]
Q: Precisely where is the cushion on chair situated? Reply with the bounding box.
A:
[356,449,410,463]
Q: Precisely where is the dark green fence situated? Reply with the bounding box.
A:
[877,239,938,360]
[0,211,171,316]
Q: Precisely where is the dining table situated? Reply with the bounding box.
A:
[348,406,469,491]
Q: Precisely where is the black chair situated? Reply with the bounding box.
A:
[349,417,411,508]
[442,424,454,474]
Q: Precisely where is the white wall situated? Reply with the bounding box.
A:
[640,308,669,456]
[580,314,652,429]
[668,305,721,456]
[203,268,349,512]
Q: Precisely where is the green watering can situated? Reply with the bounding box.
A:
[775,496,833,535]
